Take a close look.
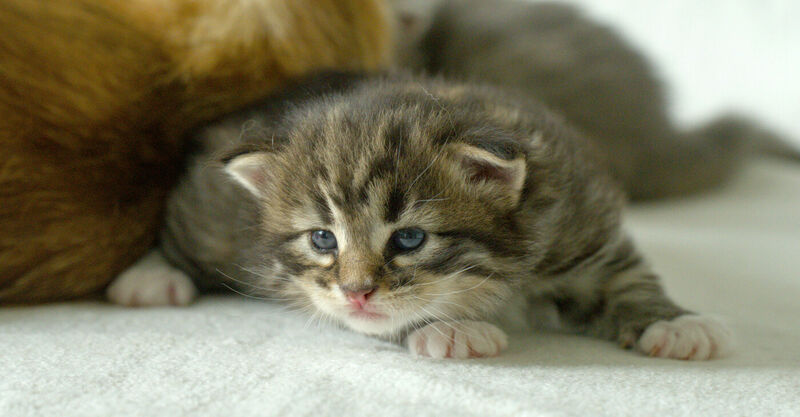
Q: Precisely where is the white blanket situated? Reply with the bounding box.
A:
[2,1,800,416]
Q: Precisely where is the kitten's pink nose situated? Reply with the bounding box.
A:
[343,287,376,309]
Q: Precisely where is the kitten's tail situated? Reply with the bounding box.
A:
[623,116,800,201]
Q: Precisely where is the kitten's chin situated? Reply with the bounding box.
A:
[307,294,409,336]
[343,313,406,336]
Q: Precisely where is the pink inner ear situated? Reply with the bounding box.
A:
[462,157,515,185]
[225,152,271,197]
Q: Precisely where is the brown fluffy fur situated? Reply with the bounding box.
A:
[0,0,392,303]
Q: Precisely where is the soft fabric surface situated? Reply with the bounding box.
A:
[3,1,799,416]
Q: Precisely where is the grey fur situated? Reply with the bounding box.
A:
[393,0,795,200]
[159,73,696,353]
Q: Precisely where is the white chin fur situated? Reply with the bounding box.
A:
[342,316,401,336]
[308,293,411,337]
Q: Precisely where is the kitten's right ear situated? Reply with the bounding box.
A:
[450,143,527,206]
[223,152,272,197]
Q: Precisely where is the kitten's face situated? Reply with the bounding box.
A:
[224,82,552,337]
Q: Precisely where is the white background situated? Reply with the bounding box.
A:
[544,0,800,147]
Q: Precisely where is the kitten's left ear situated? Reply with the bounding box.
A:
[222,152,273,198]
[451,144,527,205]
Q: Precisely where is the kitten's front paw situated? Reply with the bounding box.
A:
[407,321,508,359]
[638,315,733,360]
[107,250,197,307]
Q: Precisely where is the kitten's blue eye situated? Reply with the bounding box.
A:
[311,230,337,251]
[392,228,426,251]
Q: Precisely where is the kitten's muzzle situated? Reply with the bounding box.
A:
[342,286,377,310]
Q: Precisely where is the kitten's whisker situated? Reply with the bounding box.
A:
[425,273,494,297]
[239,265,293,283]
[304,310,323,330]
[410,189,449,209]
[415,297,472,330]
[409,264,479,288]
[420,305,465,333]
[217,267,279,293]
[416,305,452,339]
[220,283,283,302]
[406,158,438,194]
[415,312,441,336]
[412,198,450,204]
[410,294,467,312]
[394,140,402,188]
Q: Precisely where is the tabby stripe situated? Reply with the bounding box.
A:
[437,229,526,258]
[601,239,643,274]
[416,245,497,279]
[310,189,333,224]
[384,186,406,223]
[416,244,471,273]
[607,278,663,301]
[553,294,606,326]
[275,252,316,276]
[537,238,607,276]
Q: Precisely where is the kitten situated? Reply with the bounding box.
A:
[108,72,732,360]
[391,0,796,200]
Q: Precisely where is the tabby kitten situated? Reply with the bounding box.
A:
[108,73,732,360]
[392,0,793,200]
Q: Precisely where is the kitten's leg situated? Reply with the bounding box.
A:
[107,249,197,307]
[584,243,733,360]
[406,320,508,359]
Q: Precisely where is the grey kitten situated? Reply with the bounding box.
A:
[108,73,732,360]
[392,0,795,200]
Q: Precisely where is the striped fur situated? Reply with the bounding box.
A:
[138,73,722,358]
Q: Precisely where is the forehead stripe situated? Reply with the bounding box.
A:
[384,186,406,223]
[310,188,333,224]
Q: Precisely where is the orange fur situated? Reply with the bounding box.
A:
[0,0,392,303]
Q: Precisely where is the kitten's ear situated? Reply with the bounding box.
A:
[223,152,272,198]
[452,144,527,205]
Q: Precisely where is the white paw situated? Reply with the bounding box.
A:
[107,250,197,307]
[638,315,733,360]
[407,321,508,359]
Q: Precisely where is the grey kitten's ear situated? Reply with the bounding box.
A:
[452,144,527,205]
[223,152,272,197]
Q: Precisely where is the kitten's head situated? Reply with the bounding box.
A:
[219,77,619,337]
